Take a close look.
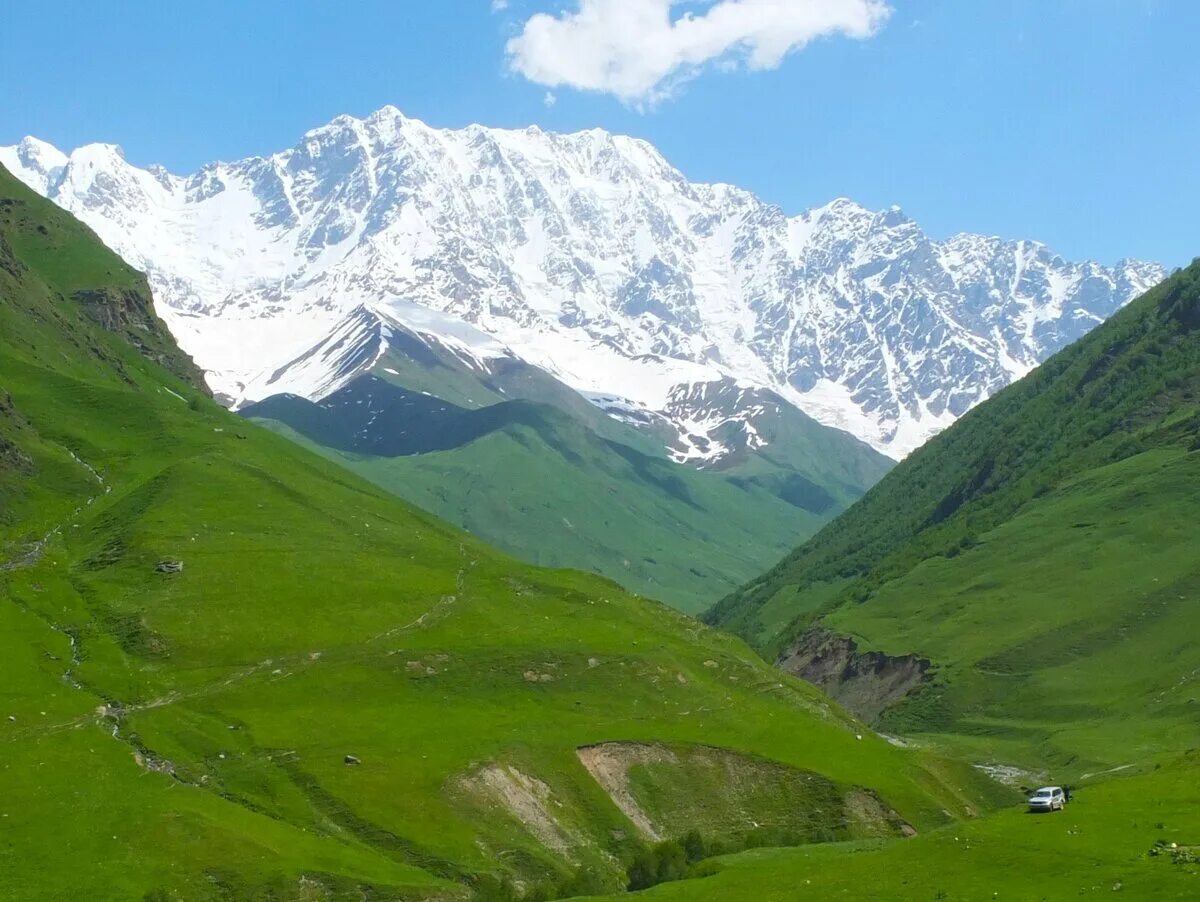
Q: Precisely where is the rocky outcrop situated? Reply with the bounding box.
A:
[0,390,34,475]
[0,230,27,280]
[777,627,930,723]
[74,286,158,334]
[73,286,209,393]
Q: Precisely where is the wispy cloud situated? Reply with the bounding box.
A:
[505,0,891,106]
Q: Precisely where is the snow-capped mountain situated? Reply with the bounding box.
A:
[0,109,1165,457]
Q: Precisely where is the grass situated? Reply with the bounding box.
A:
[254,414,821,614]
[0,163,989,898]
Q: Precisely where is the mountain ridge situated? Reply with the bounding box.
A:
[0,109,1165,458]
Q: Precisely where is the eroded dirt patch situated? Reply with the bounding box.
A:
[460,763,583,856]
[845,789,917,837]
[577,741,911,847]
[577,742,677,840]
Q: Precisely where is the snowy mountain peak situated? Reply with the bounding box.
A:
[18,135,67,171]
[1,110,1166,458]
[1,136,67,194]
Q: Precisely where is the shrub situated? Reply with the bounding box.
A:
[627,839,688,891]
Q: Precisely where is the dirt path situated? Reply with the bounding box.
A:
[2,444,452,750]
[2,461,487,805]
[371,543,473,642]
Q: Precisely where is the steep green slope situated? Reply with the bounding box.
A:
[0,165,988,899]
[707,261,1200,771]
[243,376,888,612]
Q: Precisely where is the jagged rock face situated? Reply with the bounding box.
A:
[777,628,930,723]
[0,111,1165,457]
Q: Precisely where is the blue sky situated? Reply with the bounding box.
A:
[1,0,1196,267]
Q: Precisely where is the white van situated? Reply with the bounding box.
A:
[1028,786,1066,812]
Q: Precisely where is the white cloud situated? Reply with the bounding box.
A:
[505,0,891,105]
[491,0,509,11]
[543,90,558,107]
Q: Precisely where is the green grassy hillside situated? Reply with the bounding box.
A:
[0,165,990,899]
[591,751,1200,900]
[244,375,889,612]
[706,260,1200,773]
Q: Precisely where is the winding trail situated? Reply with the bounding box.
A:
[3,456,472,762]
[0,449,153,754]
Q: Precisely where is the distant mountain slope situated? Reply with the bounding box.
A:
[0,162,994,899]
[240,300,892,611]
[1,112,1164,456]
[244,373,890,611]
[707,260,1200,770]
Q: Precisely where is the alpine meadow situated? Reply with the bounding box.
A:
[2,2,1199,900]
